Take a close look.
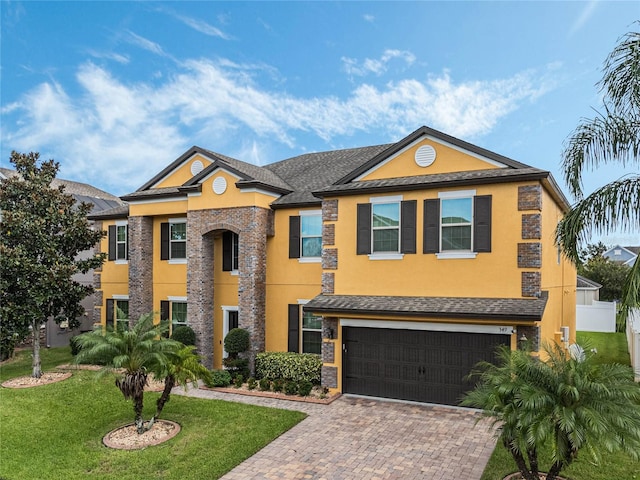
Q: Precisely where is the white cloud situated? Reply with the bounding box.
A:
[342,49,416,77]
[363,14,375,23]
[87,49,130,64]
[125,30,169,57]
[568,1,598,37]
[1,58,551,194]
[173,13,231,39]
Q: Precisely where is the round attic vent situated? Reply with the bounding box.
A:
[191,160,204,176]
[212,176,227,195]
[415,145,436,167]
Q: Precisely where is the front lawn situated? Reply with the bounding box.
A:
[0,348,306,480]
[480,332,639,480]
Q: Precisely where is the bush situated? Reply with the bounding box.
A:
[259,378,271,391]
[298,380,313,397]
[272,378,284,392]
[247,377,256,390]
[255,352,322,384]
[69,335,82,356]
[224,328,250,358]
[233,374,244,388]
[171,325,196,346]
[223,357,249,379]
[283,380,297,395]
[206,369,231,387]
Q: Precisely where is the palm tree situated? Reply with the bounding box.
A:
[75,313,181,434]
[462,343,640,480]
[556,26,640,318]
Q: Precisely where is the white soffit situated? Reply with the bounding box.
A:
[340,318,514,335]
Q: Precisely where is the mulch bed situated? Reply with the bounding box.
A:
[202,385,341,404]
[103,420,181,450]
[1,372,72,389]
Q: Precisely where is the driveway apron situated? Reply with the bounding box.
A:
[176,388,497,480]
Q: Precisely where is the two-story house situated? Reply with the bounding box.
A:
[90,125,576,406]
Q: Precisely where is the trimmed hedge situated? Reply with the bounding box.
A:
[224,328,250,357]
[207,369,232,387]
[171,325,196,346]
[255,352,322,384]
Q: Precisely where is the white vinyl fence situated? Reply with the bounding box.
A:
[627,309,640,382]
[576,300,617,333]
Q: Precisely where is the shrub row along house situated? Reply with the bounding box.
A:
[90,125,576,406]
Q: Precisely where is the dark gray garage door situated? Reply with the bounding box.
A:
[343,327,510,406]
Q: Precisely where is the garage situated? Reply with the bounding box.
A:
[343,326,510,406]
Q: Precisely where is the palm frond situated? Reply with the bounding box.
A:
[599,26,640,115]
[555,175,640,263]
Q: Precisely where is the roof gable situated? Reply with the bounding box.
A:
[138,147,214,191]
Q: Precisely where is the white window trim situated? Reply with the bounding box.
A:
[368,253,404,260]
[298,209,322,262]
[437,190,475,257]
[115,220,129,265]
[298,300,322,354]
[221,305,239,358]
[112,294,129,300]
[370,198,402,255]
[169,218,187,263]
[168,296,187,302]
[340,318,515,335]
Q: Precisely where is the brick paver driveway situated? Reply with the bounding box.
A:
[177,388,497,480]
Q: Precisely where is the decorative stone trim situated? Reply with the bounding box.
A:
[322,199,338,222]
[322,317,338,340]
[322,342,335,363]
[517,325,540,351]
[322,223,335,246]
[518,242,542,268]
[322,272,335,294]
[521,272,541,298]
[128,216,154,324]
[321,366,338,389]
[93,272,102,289]
[322,248,338,270]
[521,213,542,239]
[518,185,542,211]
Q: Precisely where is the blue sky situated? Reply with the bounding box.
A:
[1,1,638,245]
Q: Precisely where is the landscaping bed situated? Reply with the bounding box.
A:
[202,383,341,404]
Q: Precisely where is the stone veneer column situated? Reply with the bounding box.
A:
[517,186,543,299]
[187,207,272,371]
[320,201,339,389]
[128,216,154,324]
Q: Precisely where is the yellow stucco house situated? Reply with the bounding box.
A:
[90,125,576,406]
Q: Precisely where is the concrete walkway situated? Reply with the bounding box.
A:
[175,388,497,480]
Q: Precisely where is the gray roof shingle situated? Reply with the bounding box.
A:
[304,294,548,321]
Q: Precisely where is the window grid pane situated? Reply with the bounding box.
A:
[372,203,399,227]
[442,225,472,250]
[172,302,188,325]
[302,237,322,257]
[301,215,322,257]
[441,198,472,251]
[116,301,129,331]
[373,229,399,252]
[301,312,322,354]
[170,222,187,259]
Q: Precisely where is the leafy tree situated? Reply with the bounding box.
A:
[75,314,209,434]
[0,152,105,374]
[462,343,640,480]
[579,243,630,302]
[555,26,640,319]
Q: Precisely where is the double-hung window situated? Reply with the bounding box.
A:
[441,197,473,251]
[289,210,322,262]
[287,303,322,354]
[108,221,128,262]
[222,232,239,272]
[160,298,188,336]
[161,219,187,262]
[357,196,416,259]
[372,202,400,253]
[106,297,129,331]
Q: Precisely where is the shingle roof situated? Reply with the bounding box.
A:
[577,275,602,289]
[266,144,392,207]
[0,167,123,214]
[304,294,548,321]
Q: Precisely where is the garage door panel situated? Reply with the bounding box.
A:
[343,326,510,406]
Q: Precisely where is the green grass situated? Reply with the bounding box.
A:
[0,348,306,480]
[480,332,639,480]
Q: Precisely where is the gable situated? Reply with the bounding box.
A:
[152,152,213,189]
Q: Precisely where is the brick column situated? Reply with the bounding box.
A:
[128,216,154,324]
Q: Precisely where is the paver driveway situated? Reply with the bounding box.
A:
[177,388,497,480]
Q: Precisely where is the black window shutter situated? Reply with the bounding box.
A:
[222,231,233,271]
[106,299,115,329]
[160,300,170,322]
[474,195,492,253]
[287,304,300,353]
[400,200,417,254]
[289,216,301,259]
[423,199,440,254]
[160,223,169,260]
[108,225,116,261]
[356,203,372,255]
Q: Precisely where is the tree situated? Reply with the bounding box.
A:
[579,243,630,302]
[75,314,210,434]
[0,151,105,375]
[462,343,640,480]
[556,26,640,319]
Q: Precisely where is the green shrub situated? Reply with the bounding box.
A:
[224,328,250,358]
[223,357,249,379]
[206,369,232,387]
[171,325,196,346]
[233,374,244,388]
[298,380,313,397]
[255,352,322,384]
[283,380,298,395]
[259,378,271,391]
[247,377,257,390]
[69,335,82,356]
[272,378,284,392]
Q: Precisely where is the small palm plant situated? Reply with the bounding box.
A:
[462,342,640,480]
[75,313,182,434]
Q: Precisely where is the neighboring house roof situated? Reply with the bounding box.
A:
[577,275,602,290]
[0,167,123,215]
[602,244,639,267]
[305,293,548,321]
